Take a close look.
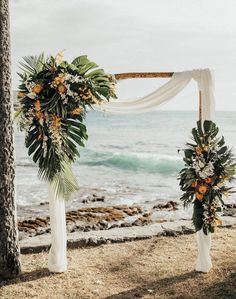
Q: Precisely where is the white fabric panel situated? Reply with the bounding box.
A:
[48,185,67,272]
[94,69,214,115]
[195,229,212,272]
[195,69,214,273]
[198,69,215,121]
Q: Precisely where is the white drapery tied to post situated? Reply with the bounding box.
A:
[94,69,215,119]
[48,68,214,273]
[194,69,214,273]
[48,185,67,272]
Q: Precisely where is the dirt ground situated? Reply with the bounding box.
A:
[0,227,235,299]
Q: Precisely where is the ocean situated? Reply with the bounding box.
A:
[15,110,236,218]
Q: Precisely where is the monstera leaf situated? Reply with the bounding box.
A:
[16,53,116,199]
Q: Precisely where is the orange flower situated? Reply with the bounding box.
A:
[195,145,202,155]
[32,84,43,94]
[196,192,204,201]
[71,107,83,115]
[53,74,65,86]
[191,181,198,188]
[51,114,61,128]
[35,111,44,120]
[198,184,208,194]
[17,91,26,98]
[34,100,41,111]
[57,83,67,94]
[205,177,213,184]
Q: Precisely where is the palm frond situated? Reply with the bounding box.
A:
[19,53,45,75]
[39,158,78,200]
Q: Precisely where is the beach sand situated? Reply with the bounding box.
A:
[0,227,235,299]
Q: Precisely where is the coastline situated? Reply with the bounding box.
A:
[17,197,236,253]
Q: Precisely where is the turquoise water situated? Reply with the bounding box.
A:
[15,110,236,207]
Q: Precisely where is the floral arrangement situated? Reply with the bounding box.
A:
[16,52,116,199]
[179,120,235,234]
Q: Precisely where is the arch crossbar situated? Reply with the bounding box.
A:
[114,72,202,120]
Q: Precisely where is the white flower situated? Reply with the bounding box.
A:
[73,75,83,83]
[39,118,44,126]
[193,157,214,179]
[199,160,205,168]
[55,50,64,65]
[64,74,73,81]
[27,92,37,99]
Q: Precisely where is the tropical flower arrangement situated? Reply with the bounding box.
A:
[16,52,117,199]
[179,120,236,235]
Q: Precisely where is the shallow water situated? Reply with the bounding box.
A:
[15,110,236,219]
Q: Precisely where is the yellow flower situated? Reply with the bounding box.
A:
[195,145,202,156]
[17,91,26,98]
[71,107,83,115]
[198,184,208,194]
[196,192,204,201]
[34,100,41,111]
[32,84,43,94]
[57,83,67,94]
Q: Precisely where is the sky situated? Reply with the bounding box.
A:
[10,0,236,110]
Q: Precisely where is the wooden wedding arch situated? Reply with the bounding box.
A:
[114,72,202,120]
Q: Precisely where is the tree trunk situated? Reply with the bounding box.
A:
[0,0,21,279]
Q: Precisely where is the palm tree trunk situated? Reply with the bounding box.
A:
[0,0,21,279]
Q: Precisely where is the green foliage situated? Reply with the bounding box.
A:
[193,201,204,232]
[16,53,117,199]
[178,120,236,235]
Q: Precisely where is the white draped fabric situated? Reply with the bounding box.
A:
[48,185,67,272]
[48,68,214,273]
[94,69,215,119]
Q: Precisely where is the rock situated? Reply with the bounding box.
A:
[39,202,49,205]
[223,210,236,217]
[143,212,151,218]
[109,224,120,230]
[225,203,236,208]
[181,226,195,234]
[84,226,92,232]
[132,219,142,226]
[92,224,100,231]
[156,219,167,223]
[35,230,47,236]
[153,201,179,210]
[87,238,97,246]
[92,196,105,202]
[99,220,108,227]
[163,229,180,237]
[120,222,132,228]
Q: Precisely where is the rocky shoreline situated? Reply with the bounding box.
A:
[17,197,236,243]
[18,201,179,240]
